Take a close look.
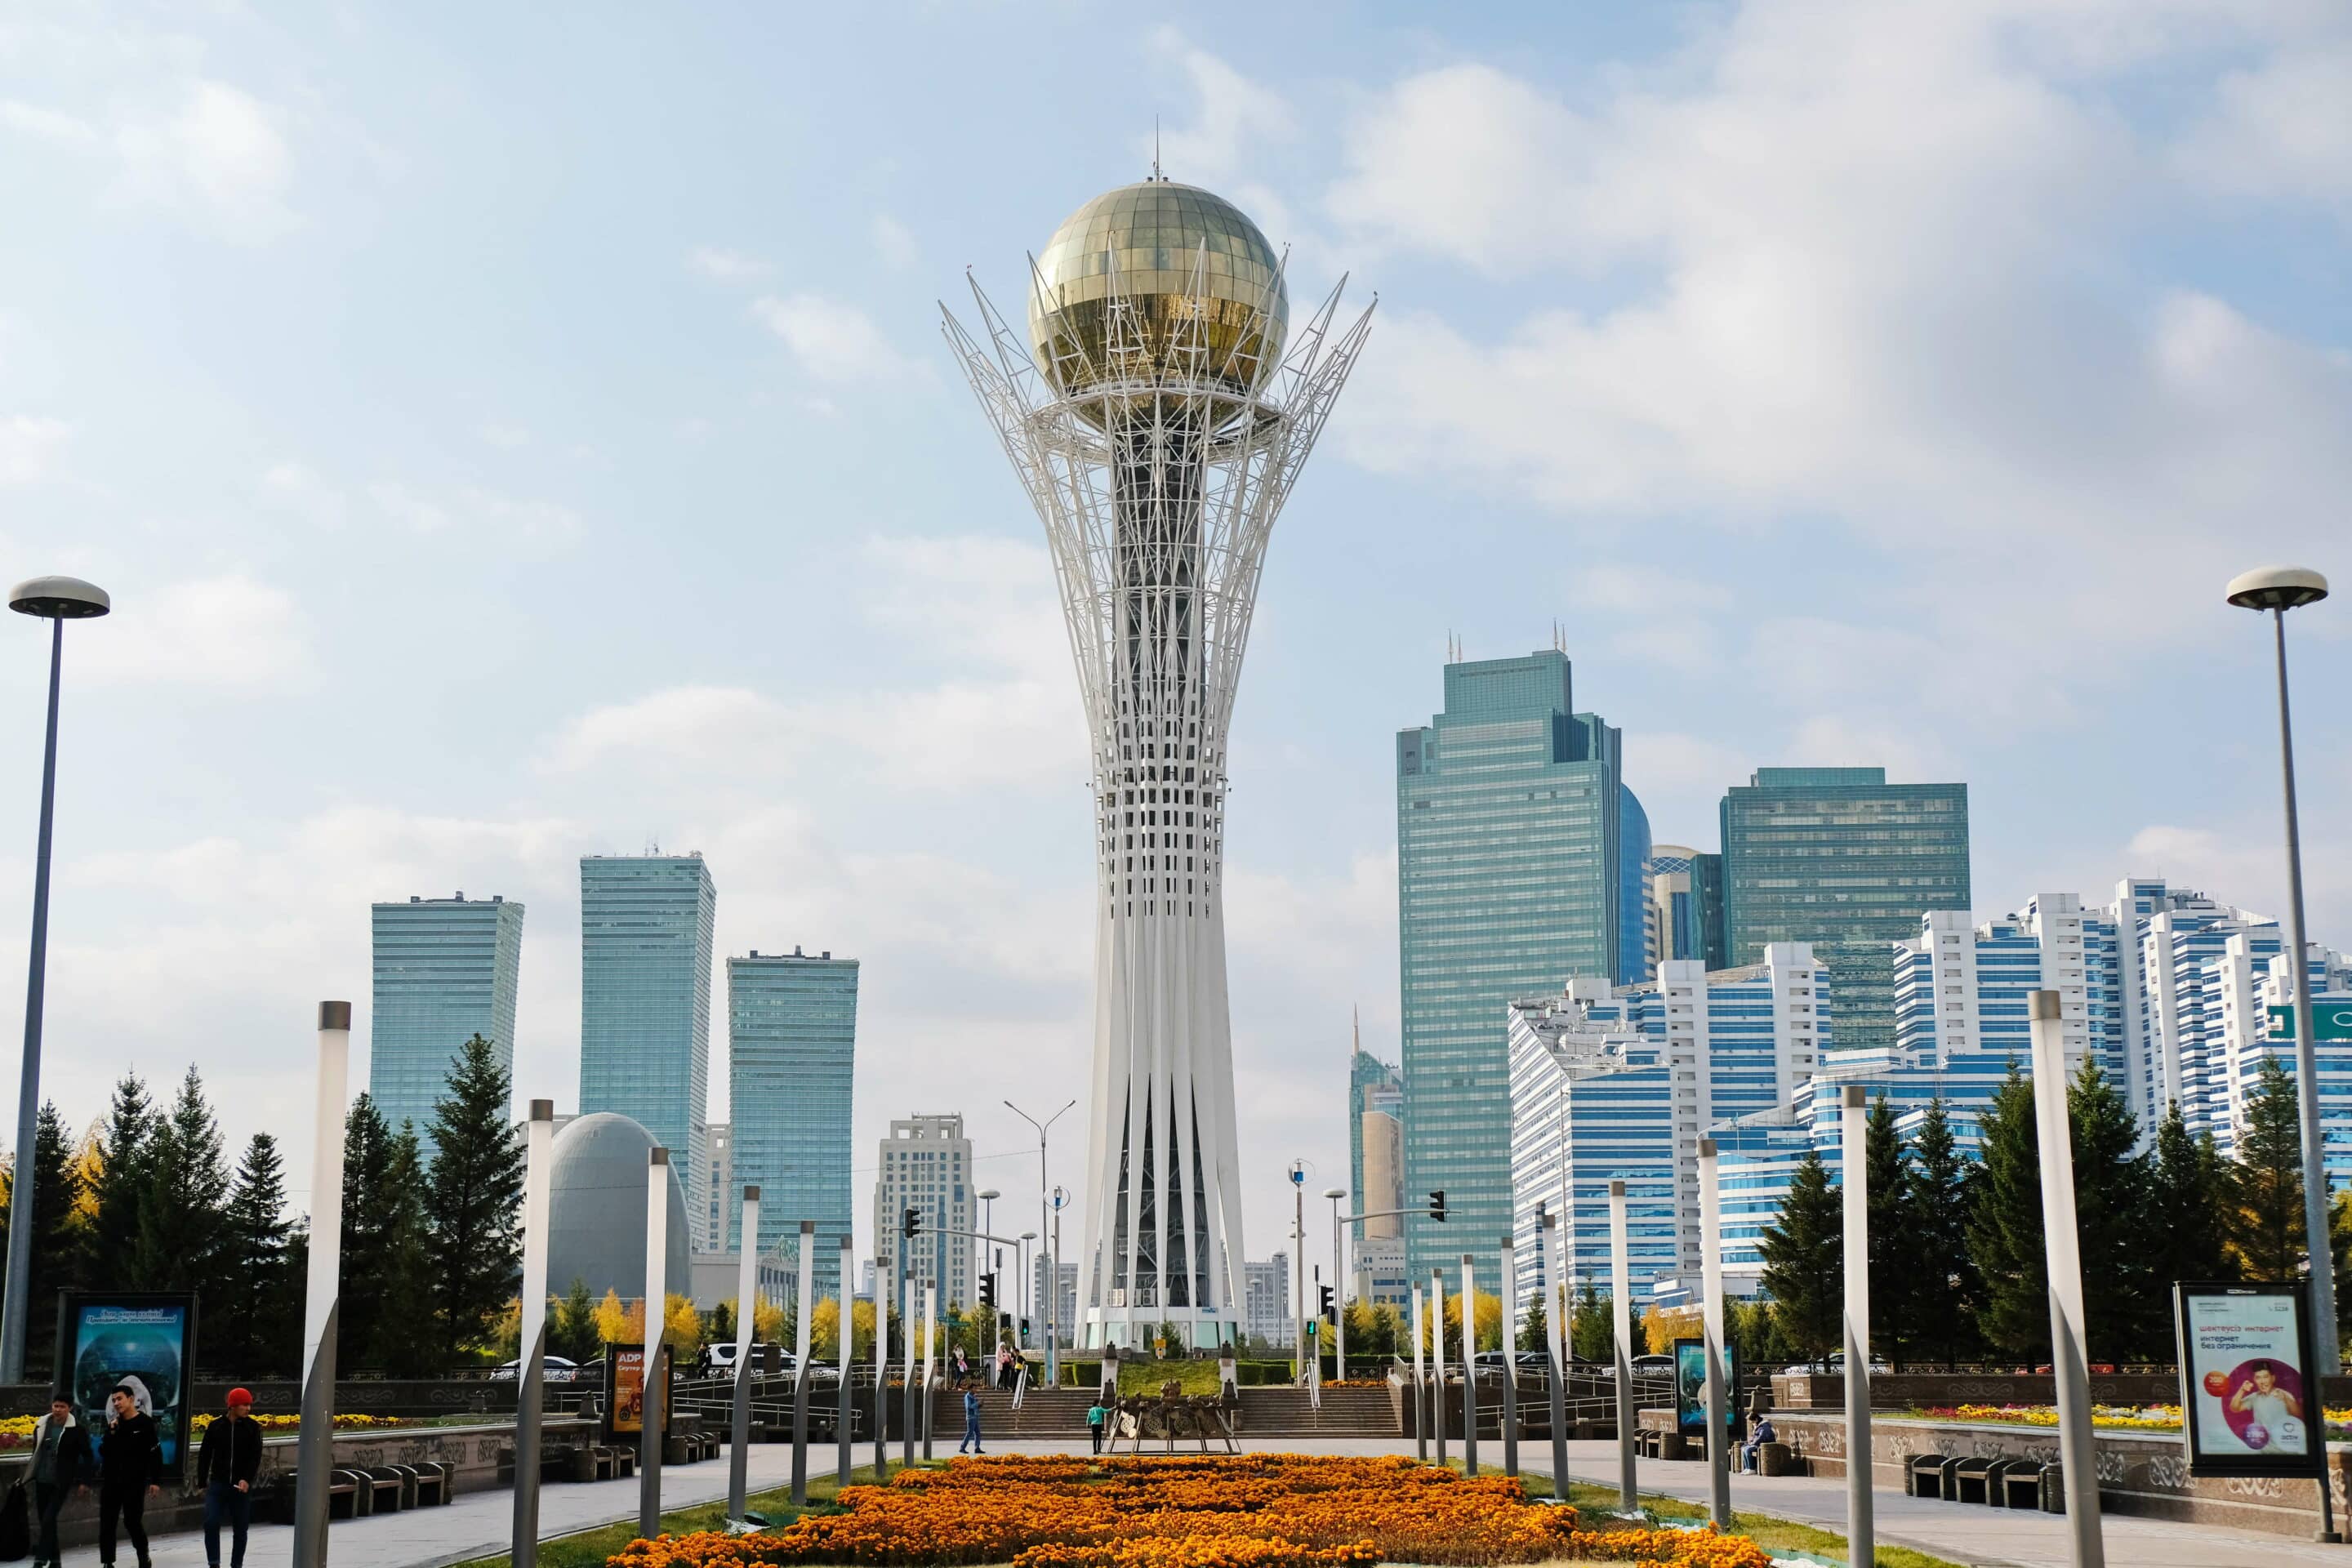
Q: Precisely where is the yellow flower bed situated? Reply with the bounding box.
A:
[607,1454,1774,1568]
[1922,1401,2352,1432]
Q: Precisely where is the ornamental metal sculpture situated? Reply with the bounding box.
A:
[944,175,1373,1352]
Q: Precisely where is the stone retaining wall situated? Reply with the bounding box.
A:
[1769,1370,2352,1411]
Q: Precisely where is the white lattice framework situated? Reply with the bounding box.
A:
[943,239,1373,1348]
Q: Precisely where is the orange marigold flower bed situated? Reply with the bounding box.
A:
[607,1454,1774,1568]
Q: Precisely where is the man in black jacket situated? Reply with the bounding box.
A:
[27,1392,94,1568]
[97,1382,160,1568]
[197,1388,263,1568]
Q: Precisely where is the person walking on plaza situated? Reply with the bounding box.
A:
[28,1392,94,1568]
[198,1388,263,1568]
[1086,1397,1106,1454]
[98,1379,160,1568]
[996,1344,1016,1390]
[956,1381,985,1454]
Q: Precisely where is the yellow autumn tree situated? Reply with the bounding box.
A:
[663,1293,702,1354]
[593,1288,631,1346]
[1642,1303,1701,1356]
[809,1298,841,1361]
[752,1291,786,1343]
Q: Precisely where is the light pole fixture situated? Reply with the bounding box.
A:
[1288,1160,1307,1381]
[1019,1231,1037,1358]
[1323,1187,1347,1375]
[1005,1098,1076,1370]
[2,574,109,1386]
[2226,565,2341,1400]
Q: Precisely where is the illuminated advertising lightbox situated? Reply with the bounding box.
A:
[2174,1281,2326,1478]
[54,1294,198,1483]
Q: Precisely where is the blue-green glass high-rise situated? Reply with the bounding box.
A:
[581,854,716,1245]
[1720,767,1971,1052]
[369,893,523,1140]
[1396,650,1647,1285]
[726,949,857,1295]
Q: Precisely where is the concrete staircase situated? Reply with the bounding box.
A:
[970,1388,1097,1439]
[1236,1386,1399,1436]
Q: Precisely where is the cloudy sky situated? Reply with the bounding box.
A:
[2,0,2346,1267]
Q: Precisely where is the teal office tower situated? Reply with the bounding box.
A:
[581,853,717,1245]
[1396,650,1649,1286]
[726,947,858,1294]
[369,893,523,1139]
[1720,767,1971,1052]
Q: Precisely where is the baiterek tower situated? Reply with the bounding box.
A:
[945,172,1372,1350]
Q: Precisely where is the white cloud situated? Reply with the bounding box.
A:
[114,79,295,239]
[871,215,916,270]
[2176,42,2352,214]
[688,247,768,281]
[1,100,100,147]
[478,422,530,449]
[371,482,581,546]
[751,294,927,385]
[259,461,345,525]
[1150,26,1297,186]
[69,572,312,689]
[0,416,73,486]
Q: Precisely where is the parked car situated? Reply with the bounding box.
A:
[1629,1354,1675,1375]
[1471,1351,1552,1372]
[490,1354,581,1383]
[1781,1354,1891,1376]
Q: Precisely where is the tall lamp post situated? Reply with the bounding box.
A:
[1005,1099,1075,1372]
[2226,564,2339,1400]
[1324,1188,1348,1376]
[1050,1184,1070,1380]
[2,575,110,1386]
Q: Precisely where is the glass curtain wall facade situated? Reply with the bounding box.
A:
[1348,1039,1405,1241]
[1720,767,1970,1053]
[1396,649,1646,1286]
[368,893,523,1139]
[581,853,717,1245]
[730,948,858,1295]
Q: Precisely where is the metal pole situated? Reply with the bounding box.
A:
[1331,1194,1348,1376]
[1294,1178,1306,1383]
[837,1236,853,1485]
[1499,1235,1520,1477]
[1699,1137,1731,1530]
[512,1101,555,1568]
[920,1284,938,1459]
[292,1002,350,1568]
[791,1219,814,1503]
[1410,1285,1428,1462]
[1040,1136,1051,1377]
[872,1254,889,1479]
[728,1187,760,1521]
[1051,1189,1066,1385]
[1460,1255,1479,1476]
[1837,1091,1873,1568]
[1609,1179,1636,1513]
[899,1275,915,1469]
[0,618,63,1387]
[2030,991,2105,1567]
[1541,1210,1567,1499]
[1431,1267,1449,1466]
[2272,606,2343,1544]
[639,1149,670,1543]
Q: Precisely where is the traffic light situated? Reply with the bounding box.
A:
[902,1206,922,1240]
[979,1272,997,1311]
[1317,1284,1335,1323]
[1428,1189,1448,1223]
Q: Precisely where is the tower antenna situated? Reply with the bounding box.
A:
[1154,117,1162,181]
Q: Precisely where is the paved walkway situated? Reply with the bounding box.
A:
[118,1432,2352,1568]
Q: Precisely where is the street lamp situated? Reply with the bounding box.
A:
[1005,1098,1075,1375]
[1323,1188,1348,1375]
[2227,564,2338,1392]
[2,575,110,1386]
[1018,1231,1037,1361]
[1287,1160,1307,1381]
[976,1186,999,1336]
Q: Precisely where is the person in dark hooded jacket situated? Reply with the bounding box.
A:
[97,1380,161,1568]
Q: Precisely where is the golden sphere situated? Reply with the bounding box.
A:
[1027,180,1288,400]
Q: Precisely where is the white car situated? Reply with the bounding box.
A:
[490,1355,581,1383]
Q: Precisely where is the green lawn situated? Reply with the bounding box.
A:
[1515,1472,1965,1568]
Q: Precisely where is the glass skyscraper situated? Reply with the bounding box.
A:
[1720,767,1971,1053]
[728,947,858,1295]
[1348,1026,1405,1243]
[1395,649,1648,1286]
[368,893,523,1139]
[580,853,717,1245]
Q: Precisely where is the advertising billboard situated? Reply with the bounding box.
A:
[2174,1281,2327,1478]
[1673,1338,1740,1437]
[52,1294,198,1482]
[604,1343,670,1441]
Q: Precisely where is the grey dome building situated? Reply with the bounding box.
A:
[546,1112,693,1304]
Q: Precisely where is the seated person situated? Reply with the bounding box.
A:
[1742,1414,1777,1472]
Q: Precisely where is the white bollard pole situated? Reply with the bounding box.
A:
[1840,1089,1873,1568]
[2030,992,2106,1568]
[837,1236,854,1484]
[1431,1268,1450,1466]
[872,1255,890,1477]
[900,1276,916,1469]
[792,1219,815,1500]
[1500,1236,1521,1476]
[639,1148,671,1542]
[1410,1285,1428,1462]
[1542,1210,1568,1497]
[292,1002,351,1568]
[1609,1179,1637,1512]
[1699,1138,1731,1530]
[513,1101,555,1568]
[1461,1254,1480,1476]
[728,1187,760,1521]
[920,1284,938,1459]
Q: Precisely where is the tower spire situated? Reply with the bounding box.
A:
[1153,117,1162,181]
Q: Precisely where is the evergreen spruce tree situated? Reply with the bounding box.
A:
[424,1036,526,1363]
[550,1278,598,1364]
[1518,1292,1547,1352]
[1757,1149,1842,1365]
[1569,1283,1611,1363]
[1968,1067,2047,1359]
[336,1094,395,1367]
[2231,1055,2306,1282]
[135,1067,231,1298]
[1905,1098,1980,1369]
[214,1134,297,1376]
[87,1074,156,1279]
[2148,1103,2237,1298]
[2067,1057,2154,1359]
[1862,1094,1913,1368]
[372,1123,441,1374]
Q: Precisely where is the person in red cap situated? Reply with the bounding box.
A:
[197,1389,263,1568]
